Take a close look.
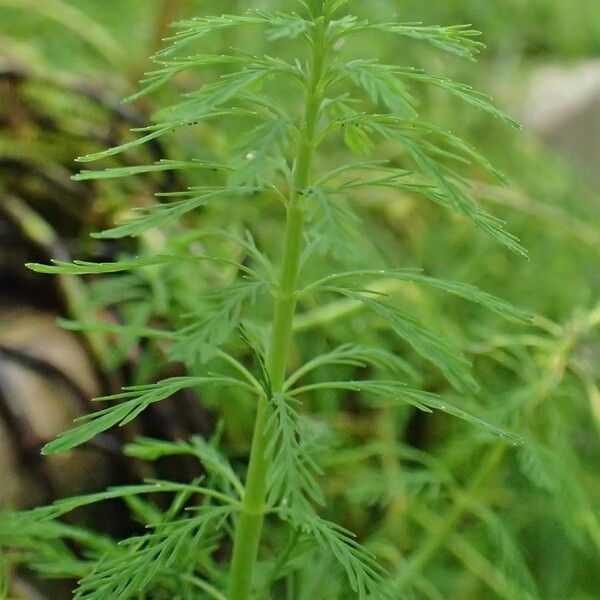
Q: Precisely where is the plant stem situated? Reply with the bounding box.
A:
[227,207,305,600]
[227,16,328,600]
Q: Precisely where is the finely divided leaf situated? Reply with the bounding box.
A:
[338,21,485,60]
[169,279,268,365]
[91,186,255,239]
[321,288,478,392]
[342,60,418,118]
[295,515,393,600]
[290,379,522,443]
[285,343,418,390]
[42,376,253,455]
[266,394,325,509]
[74,506,231,600]
[125,437,244,497]
[397,69,521,129]
[306,269,532,322]
[306,185,365,260]
[73,159,230,181]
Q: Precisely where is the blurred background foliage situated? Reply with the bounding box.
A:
[0,1,599,599]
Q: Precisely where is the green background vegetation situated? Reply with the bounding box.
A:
[1,1,599,599]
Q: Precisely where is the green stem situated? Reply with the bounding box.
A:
[227,16,328,600]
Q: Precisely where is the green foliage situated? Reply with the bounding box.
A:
[1,1,599,600]
[41,376,255,455]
